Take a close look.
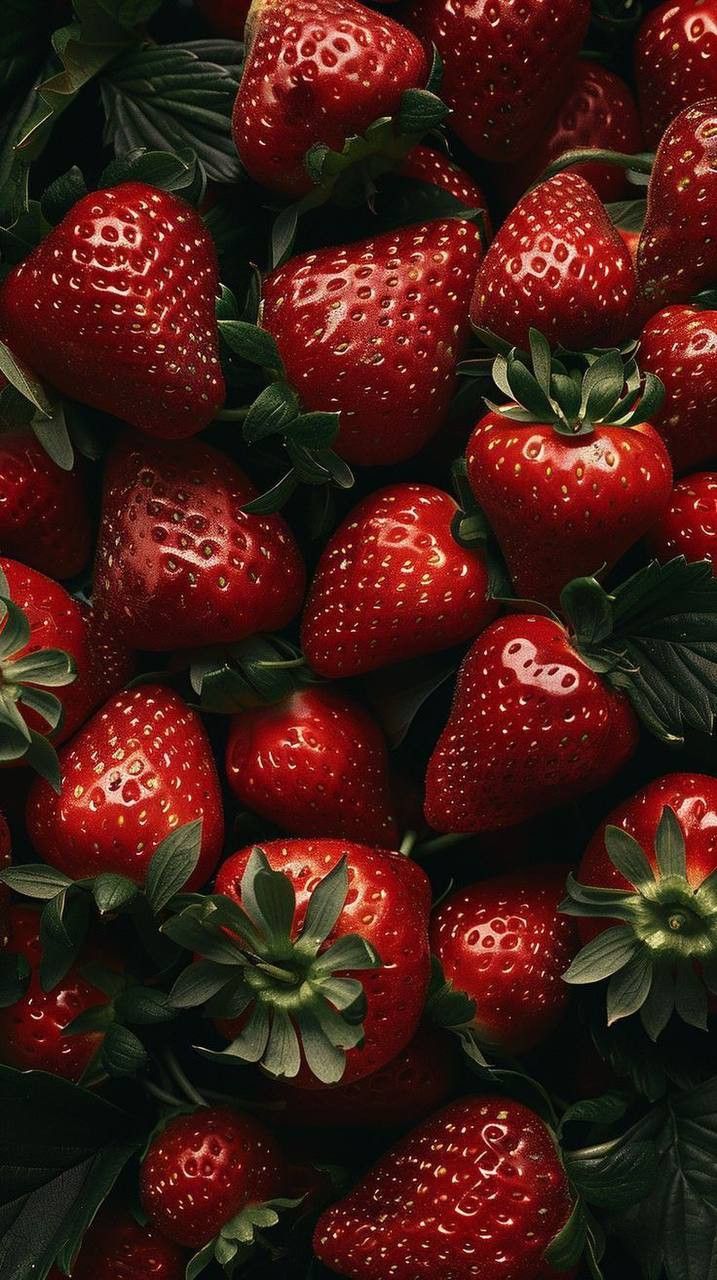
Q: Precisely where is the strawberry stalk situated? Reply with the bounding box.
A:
[537,147,655,185]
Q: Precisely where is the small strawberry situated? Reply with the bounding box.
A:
[0,183,225,439]
[471,173,638,351]
[0,429,92,579]
[399,146,491,228]
[225,684,398,846]
[635,0,717,147]
[313,1095,573,1279]
[195,0,251,36]
[647,471,717,568]
[301,482,497,677]
[48,1203,185,1280]
[93,433,306,651]
[404,0,589,162]
[466,338,672,606]
[26,684,224,887]
[431,864,579,1055]
[638,305,717,474]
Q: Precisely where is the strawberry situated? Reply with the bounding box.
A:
[399,146,492,229]
[73,603,136,728]
[0,429,91,579]
[301,482,497,677]
[471,173,638,352]
[93,433,306,651]
[0,183,225,439]
[638,305,717,474]
[260,219,484,466]
[404,0,589,162]
[431,864,579,1054]
[140,1107,286,1250]
[225,685,398,846]
[48,1203,185,1280]
[26,684,224,887]
[562,773,717,1037]
[195,0,251,36]
[635,0,717,147]
[647,471,717,568]
[313,1095,573,1279]
[465,340,672,606]
[232,0,432,199]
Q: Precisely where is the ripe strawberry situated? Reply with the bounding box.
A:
[301,482,497,677]
[635,0,717,147]
[93,433,306,651]
[0,183,225,439]
[404,0,589,162]
[73,603,136,728]
[638,305,717,474]
[232,0,430,198]
[313,1095,573,1279]
[431,865,579,1054]
[0,905,112,1082]
[261,219,483,466]
[471,173,638,351]
[647,471,717,568]
[140,1107,286,1249]
[466,342,672,606]
[195,0,250,36]
[225,685,398,846]
[26,684,224,887]
[399,146,492,228]
[48,1203,185,1280]
[0,429,91,579]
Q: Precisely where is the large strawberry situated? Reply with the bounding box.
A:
[0,183,225,439]
[225,685,398,846]
[313,1095,573,1279]
[26,684,224,887]
[562,773,717,1037]
[431,865,579,1055]
[471,173,638,351]
[167,839,431,1086]
[648,471,717,568]
[48,1203,185,1280]
[638,305,717,474]
[259,219,483,467]
[93,433,305,651]
[404,0,589,162]
[301,482,497,677]
[466,339,672,606]
[0,429,91,579]
[635,0,717,146]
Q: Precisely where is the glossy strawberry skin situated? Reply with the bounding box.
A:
[214,838,432,1086]
[48,1204,185,1280]
[73,604,136,729]
[225,686,398,847]
[140,1107,285,1249]
[0,183,224,439]
[301,483,497,677]
[0,430,92,579]
[232,0,428,198]
[471,173,638,352]
[431,865,579,1054]
[466,413,673,607]
[26,684,224,887]
[404,0,589,162]
[424,614,640,833]
[635,0,717,147]
[93,433,305,651]
[195,0,250,36]
[0,906,111,1082]
[313,1095,573,1280]
[400,147,492,231]
[647,471,717,568]
[639,306,717,474]
[261,221,483,466]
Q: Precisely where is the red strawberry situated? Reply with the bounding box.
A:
[0,429,91,579]
[194,0,251,36]
[48,1203,185,1280]
[471,173,638,351]
[225,685,398,846]
[73,603,136,728]
[404,0,589,162]
[647,471,717,568]
[0,905,112,1082]
[431,864,579,1054]
[638,305,717,474]
[400,146,492,229]
[635,0,717,147]
[140,1107,285,1249]
[93,433,305,651]
[232,0,429,198]
[26,684,224,887]
[313,1095,573,1279]
[261,220,483,466]
[301,482,497,677]
[0,183,225,439]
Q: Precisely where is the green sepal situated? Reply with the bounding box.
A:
[543,1198,588,1272]
[0,951,30,1007]
[186,1197,302,1279]
[189,635,311,715]
[143,819,204,914]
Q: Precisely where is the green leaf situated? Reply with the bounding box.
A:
[39,888,90,991]
[262,1008,302,1080]
[563,926,640,985]
[543,1198,587,1272]
[292,411,340,449]
[95,0,164,25]
[0,342,54,419]
[654,806,687,880]
[604,826,656,889]
[606,948,653,1025]
[219,321,282,372]
[250,867,296,941]
[114,985,174,1026]
[580,348,625,422]
[243,382,301,446]
[560,576,615,647]
[40,165,88,225]
[565,1139,657,1209]
[31,403,75,471]
[674,960,709,1032]
[169,959,230,1009]
[559,1091,630,1135]
[397,87,448,133]
[298,860,348,951]
[100,1022,147,1077]
[144,819,203,914]
[0,865,71,899]
[296,1008,346,1085]
[92,873,137,915]
[639,966,676,1042]
[186,1240,216,1280]
[0,953,30,1008]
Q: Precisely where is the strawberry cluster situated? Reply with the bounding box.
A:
[2,1,717,1279]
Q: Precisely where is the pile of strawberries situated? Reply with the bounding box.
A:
[3,0,717,1277]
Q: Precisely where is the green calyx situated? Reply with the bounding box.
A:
[165,849,382,1085]
[189,635,315,715]
[562,806,717,1039]
[187,1197,302,1280]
